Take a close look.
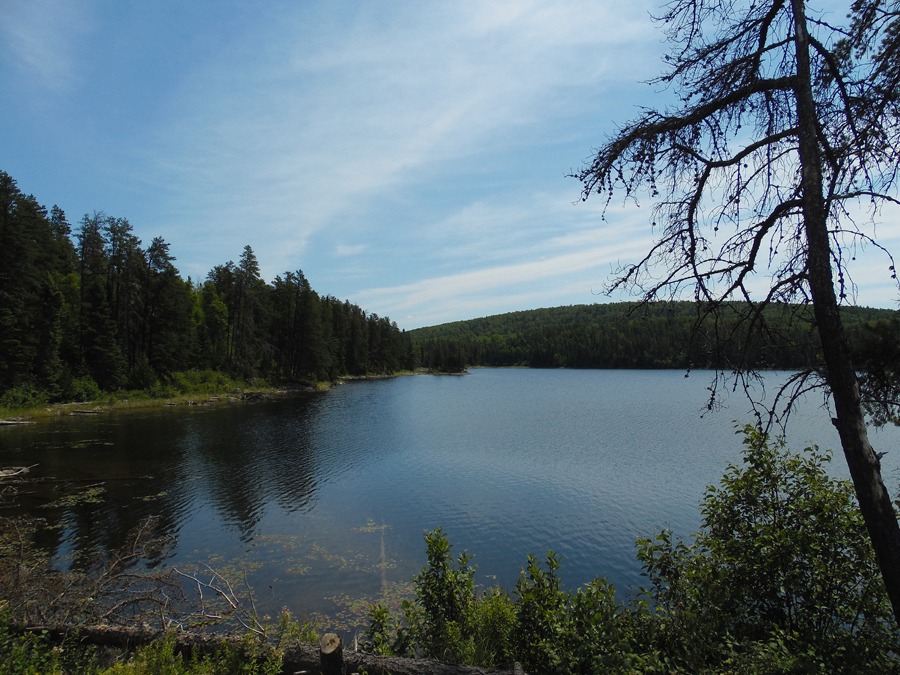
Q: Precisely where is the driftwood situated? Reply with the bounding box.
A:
[0,464,37,478]
[340,649,527,675]
[21,625,528,675]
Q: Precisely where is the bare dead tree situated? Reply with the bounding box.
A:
[173,565,269,636]
[0,515,182,628]
[576,0,900,624]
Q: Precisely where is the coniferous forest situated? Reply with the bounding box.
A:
[410,299,899,371]
[5,165,899,408]
[0,170,416,407]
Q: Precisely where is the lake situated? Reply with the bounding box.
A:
[2,368,899,634]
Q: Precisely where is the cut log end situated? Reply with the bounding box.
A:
[320,632,343,675]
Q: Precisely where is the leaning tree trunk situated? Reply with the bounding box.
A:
[791,0,900,627]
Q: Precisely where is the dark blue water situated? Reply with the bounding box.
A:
[2,369,898,633]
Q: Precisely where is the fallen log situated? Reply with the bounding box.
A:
[20,625,528,675]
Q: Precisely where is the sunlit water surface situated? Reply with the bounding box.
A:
[2,369,899,632]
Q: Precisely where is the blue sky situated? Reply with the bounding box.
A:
[2,0,899,329]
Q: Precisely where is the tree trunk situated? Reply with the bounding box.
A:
[791,0,900,626]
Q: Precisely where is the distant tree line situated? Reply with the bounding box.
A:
[0,170,415,405]
[411,302,899,371]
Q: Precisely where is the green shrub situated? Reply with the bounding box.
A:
[635,425,900,673]
[365,426,900,674]
[162,370,239,396]
[125,361,157,391]
[65,376,102,402]
[102,633,281,675]
[362,603,409,656]
[0,383,48,410]
[0,623,62,675]
[412,527,476,661]
[465,586,517,668]
[515,554,649,674]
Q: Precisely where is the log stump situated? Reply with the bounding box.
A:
[320,632,343,675]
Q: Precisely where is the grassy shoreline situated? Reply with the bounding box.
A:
[0,386,298,422]
[0,370,433,422]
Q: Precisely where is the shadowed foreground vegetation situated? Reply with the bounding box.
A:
[361,427,899,674]
[2,427,897,674]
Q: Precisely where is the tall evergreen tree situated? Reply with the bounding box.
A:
[144,237,194,376]
[104,217,146,370]
[77,213,124,390]
[0,172,74,395]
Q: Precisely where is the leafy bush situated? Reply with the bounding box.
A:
[0,622,62,675]
[64,376,102,402]
[0,384,48,410]
[365,426,900,674]
[366,530,648,672]
[102,633,282,675]
[164,370,239,396]
[464,586,517,668]
[413,527,476,659]
[636,425,900,673]
[0,613,313,675]
[124,360,157,391]
[515,553,649,674]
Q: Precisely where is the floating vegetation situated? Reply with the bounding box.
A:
[137,491,168,502]
[68,440,114,449]
[202,553,265,579]
[39,485,107,509]
[352,519,390,533]
[307,542,368,571]
[254,533,309,552]
[285,563,310,575]
[170,523,410,635]
[323,581,415,634]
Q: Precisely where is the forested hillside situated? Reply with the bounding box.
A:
[410,302,899,370]
[0,170,415,406]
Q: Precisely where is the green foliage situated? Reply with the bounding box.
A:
[361,603,410,657]
[0,612,317,675]
[125,360,158,391]
[270,607,318,649]
[636,425,900,673]
[102,633,282,675]
[410,302,897,372]
[412,527,476,659]
[0,613,113,675]
[0,623,63,675]
[515,554,648,674]
[0,383,48,410]
[0,168,416,407]
[364,428,900,674]
[63,376,102,402]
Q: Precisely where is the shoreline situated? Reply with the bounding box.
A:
[0,369,462,423]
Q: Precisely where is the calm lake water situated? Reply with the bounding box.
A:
[2,368,899,633]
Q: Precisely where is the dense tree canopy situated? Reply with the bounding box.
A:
[411,302,897,372]
[0,170,415,406]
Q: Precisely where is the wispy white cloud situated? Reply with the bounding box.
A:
[144,0,661,285]
[355,221,655,327]
[0,0,89,92]
[335,243,368,257]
